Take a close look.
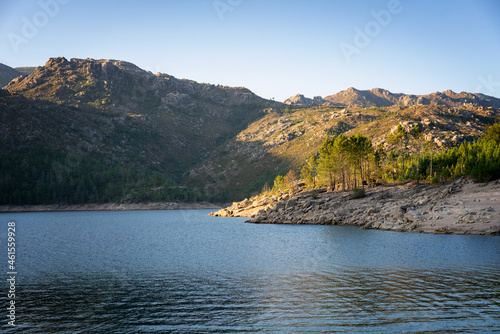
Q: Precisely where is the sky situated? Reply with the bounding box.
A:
[1,0,499,102]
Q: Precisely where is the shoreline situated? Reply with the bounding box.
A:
[211,178,500,235]
[0,201,222,213]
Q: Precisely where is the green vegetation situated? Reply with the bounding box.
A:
[0,146,208,205]
[352,188,366,199]
[267,122,500,195]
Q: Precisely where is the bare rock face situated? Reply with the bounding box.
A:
[284,94,313,106]
[210,190,292,218]
[284,94,331,106]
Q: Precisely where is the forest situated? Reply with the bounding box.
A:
[0,146,207,205]
[271,122,500,194]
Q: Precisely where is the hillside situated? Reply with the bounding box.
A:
[14,67,37,76]
[2,56,500,204]
[5,57,275,175]
[0,63,21,87]
[1,57,276,204]
[185,103,500,199]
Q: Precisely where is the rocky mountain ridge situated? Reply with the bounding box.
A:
[285,87,500,108]
[6,57,266,113]
[4,57,276,187]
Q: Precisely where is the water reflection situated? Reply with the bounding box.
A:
[0,210,499,333]
[3,266,498,333]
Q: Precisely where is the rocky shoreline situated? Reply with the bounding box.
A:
[0,201,221,213]
[210,178,500,235]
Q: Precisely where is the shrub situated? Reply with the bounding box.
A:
[352,188,366,199]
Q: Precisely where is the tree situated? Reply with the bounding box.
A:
[285,169,298,193]
[424,140,438,181]
[300,165,314,189]
[273,175,286,191]
[387,124,409,179]
[348,134,373,188]
[483,122,500,143]
[316,134,375,191]
[411,125,424,184]
[301,156,318,189]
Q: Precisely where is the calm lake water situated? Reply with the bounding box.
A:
[0,210,499,333]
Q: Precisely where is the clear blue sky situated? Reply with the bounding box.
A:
[1,0,499,101]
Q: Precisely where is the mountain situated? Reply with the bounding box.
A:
[285,88,500,108]
[0,63,21,87]
[1,57,276,204]
[186,101,500,199]
[284,94,329,106]
[5,57,275,176]
[14,67,37,75]
[3,56,500,203]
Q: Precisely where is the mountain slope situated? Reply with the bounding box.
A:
[0,64,21,87]
[5,57,275,180]
[1,57,277,204]
[14,67,37,75]
[186,103,500,199]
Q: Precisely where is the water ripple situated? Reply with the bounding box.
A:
[1,211,499,333]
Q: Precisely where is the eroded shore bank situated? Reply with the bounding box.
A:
[211,178,500,235]
[0,202,221,213]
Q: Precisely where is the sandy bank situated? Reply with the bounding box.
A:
[0,202,221,213]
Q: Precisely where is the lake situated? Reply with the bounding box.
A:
[1,210,499,333]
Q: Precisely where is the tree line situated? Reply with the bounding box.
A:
[0,146,208,205]
[269,122,500,194]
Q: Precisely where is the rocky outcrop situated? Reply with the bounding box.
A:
[286,88,500,109]
[284,94,335,107]
[284,94,313,106]
[211,178,500,235]
[210,190,296,218]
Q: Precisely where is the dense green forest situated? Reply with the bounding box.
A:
[0,146,208,205]
[271,123,500,193]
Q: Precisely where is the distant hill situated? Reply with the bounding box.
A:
[285,88,500,109]
[15,66,37,75]
[0,63,21,87]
